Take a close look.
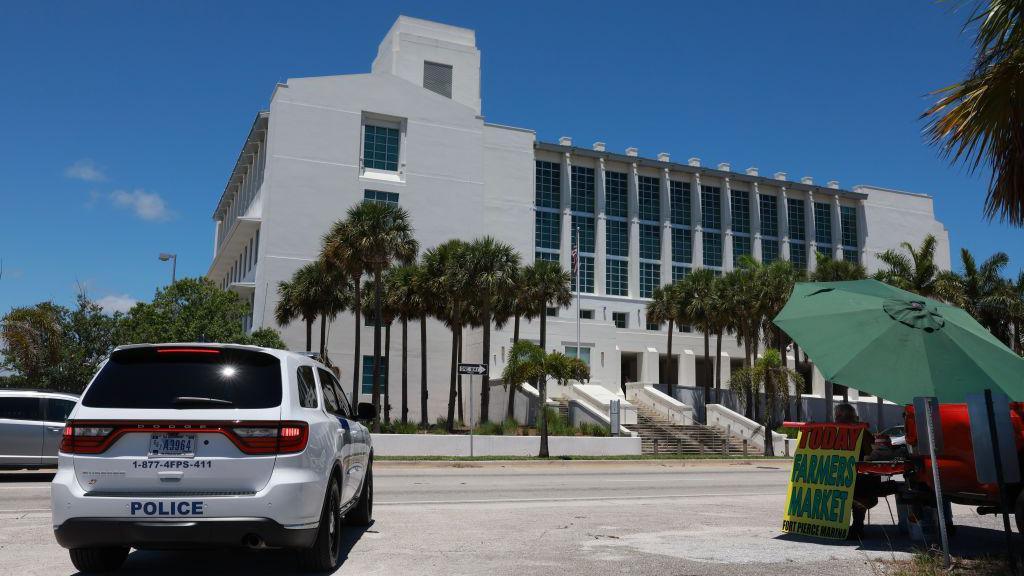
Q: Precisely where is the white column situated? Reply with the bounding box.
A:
[721,177,733,271]
[751,182,762,262]
[691,173,703,269]
[628,162,640,298]
[560,153,573,272]
[831,195,843,261]
[805,190,817,274]
[857,198,868,264]
[595,157,607,295]
[779,186,791,261]
[660,168,672,285]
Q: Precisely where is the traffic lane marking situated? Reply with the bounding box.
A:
[376,491,785,506]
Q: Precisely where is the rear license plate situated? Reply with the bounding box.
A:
[149,433,196,458]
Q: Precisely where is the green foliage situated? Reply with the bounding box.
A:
[118,278,254,344]
[244,327,287,349]
[874,235,940,297]
[810,252,866,282]
[776,426,800,439]
[473,418,520,436]
[380,419,420,434]
[577,421,610,437]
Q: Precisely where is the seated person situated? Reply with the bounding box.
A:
[834,403,897,539]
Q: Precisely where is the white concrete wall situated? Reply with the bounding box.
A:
[372,434,642,457]
[855,185,951,272]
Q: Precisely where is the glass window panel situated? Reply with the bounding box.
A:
[762,239,779,263]
[841,205,858,247]
[760,194,778,237]
[361,355,387,395]
[733,235,751,261]
[535,211,560,250]
[571,215,595,253]
[814,202,832,245]
[639,223,660,260]
[612,311,629,329]
[640,262,660,298]
[606,259,629,296]
[672,227,691,264]
[670,181,691,226]
[606,219,629,257]
[638,176,660,221]
[843,249,860,264]
[605,171,628,217]
[363,125,400,171]
[790,242,807,269]
[672,264,690,283]
[701,186,721,230]
[570,166,595,213]
[535,251,559,262]
[571,256,594,294]
[535,161,561,209]
[731,190,750,234]
[787,199,806,241]
[703,231,722,267]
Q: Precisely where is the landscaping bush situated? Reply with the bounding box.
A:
[577,422,610,437]
[381,419,419,434]
[776,425,800,439]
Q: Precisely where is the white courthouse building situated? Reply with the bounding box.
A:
[207,16,950,423]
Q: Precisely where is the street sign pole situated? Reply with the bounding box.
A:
[983,389,1018,574]
[923,398,950,568]
[457,363,487,458]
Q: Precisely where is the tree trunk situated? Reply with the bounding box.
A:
[778,331,791,422]
[764,370,776,457]
[744,334,754,420]
[538,306,549,457]
[665,319,674,398]
[371,271,383,432]
[513,313,520,345]
[384,321,392,423]
[480,299,491,423]
[305,318,313,353]
[714,330,723,403]
[703,331,710,423]
[446,322,458,432]
[351,281,362,405]
[457,327,464,424]
[319,315,327,358]
[420,313,429,427]
[401,318,408,424]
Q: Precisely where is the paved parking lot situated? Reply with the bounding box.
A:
[0,461,1012,575]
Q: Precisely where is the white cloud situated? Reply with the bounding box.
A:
[96,294,138,314]
[65,159,107,182]
[109,189,174,221]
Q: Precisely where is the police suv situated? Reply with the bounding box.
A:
[51,344,374,573]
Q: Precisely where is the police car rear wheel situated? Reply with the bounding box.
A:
[297,478,343,572]
[69,546,129,573]
[346,462,373,526]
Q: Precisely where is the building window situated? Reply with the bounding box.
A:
[612,311,629,329]
[571,215,595,253]
[672,228,691,265]
[535,211,560,251]
[731,190,750,234]
[606,219,628,257]
[703,232,722,268]
[640,262,660,298]
[638,176,660,222]
[733,235,752,261]
[364,190,399,205]
[843,249,860,264]
[535,161,561,209]
[363,124,400,172]
[787,199,806,241]
[760,194,778,237]
[701,185,721,230]
[814,202,832,246]
[672,264,690,282]
[570,166,595,213]
[646,319,662,331]
[361,355,387,395]
[606,259,628,296]
[840,205,858,249]
[790,242,807,270]
[565,346,591,366]
[605,171,628,218]
[762,239,779,263]
[670,181,691,226]
[535,251,558,262]
[546,307,558,317]
[639,224,660,260]
[423,61,453,98]
[580,309,595,320]
[571,255,595,294]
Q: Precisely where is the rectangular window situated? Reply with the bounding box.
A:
[570,166,595,213]
[535,211,560,250]
[363,190,399,205]
[423,61,453,98]
[639,224,661,260]
[571,255,594,294]
[843,249,860,264]
[703,232,722,268]
[564,346,591,366]
[571,215,595,253]
[760,194,778,237]
[787,199,806,241]
[605,171,628,218]
[817,245,833,259]
[606,259,628,296]
[296,366,319,409]
[546,307,558,317]
[762,239,779,263]
[535,161,561,209]
[841,205,858,248]
[733,235,752,261]
[731,190,750,234]
[790,242,807,270]
[701,185,721,230]
[670,181,691,226]
[640,262,660,298]
[612,311,629,329]
[0,397,41,421]
[672,264,690,282]
[646,320,661,331]
[361,355,387,395]
[814,202,832,245]
[638,176,660,221]
[363,124,400,172]
[672,228,691,264]
[535,251,558,262]
[606,219,629,257]
[580,309,595,320]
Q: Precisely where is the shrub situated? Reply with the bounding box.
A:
[776,425,800,439]
[577,422,610,437]
[383,419,419,434]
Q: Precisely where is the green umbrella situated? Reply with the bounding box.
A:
[773,279,1024,404]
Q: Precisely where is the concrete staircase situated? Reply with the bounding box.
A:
[633,406,750,456]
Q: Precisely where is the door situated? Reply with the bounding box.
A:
[41,398,76,466]
[318,368,359,503]
[331,373,369,501]
[0,396,44,468]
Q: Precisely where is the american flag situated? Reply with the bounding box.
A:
[571,244,579,274]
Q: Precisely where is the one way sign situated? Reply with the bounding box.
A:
[457,363,488,376]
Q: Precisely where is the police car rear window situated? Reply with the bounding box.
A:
[82,347,282,409]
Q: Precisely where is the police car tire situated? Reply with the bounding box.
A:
[297,478,343,572]
[346,463,373,527]
[69,546,129,573]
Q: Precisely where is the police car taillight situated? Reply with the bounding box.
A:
[231,422,308,455]
[60,422,115,454]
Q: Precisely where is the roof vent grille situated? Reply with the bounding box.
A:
[423,61,453,98]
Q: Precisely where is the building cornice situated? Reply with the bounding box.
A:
[212,111,270,219]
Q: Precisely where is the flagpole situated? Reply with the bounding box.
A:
[575,226,581,364]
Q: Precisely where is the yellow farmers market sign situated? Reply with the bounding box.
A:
[782,423,866,540]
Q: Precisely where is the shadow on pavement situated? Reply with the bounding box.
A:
[774,524,1011,557]
[0,470,55,482]
[70,521,375,576]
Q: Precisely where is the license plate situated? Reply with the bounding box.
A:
[149,433,196,458]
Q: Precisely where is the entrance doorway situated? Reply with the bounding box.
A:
[620,352,639,394]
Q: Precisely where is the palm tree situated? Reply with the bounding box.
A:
[874,234,940,297]
[422,240,472,431]
[810,252,866,282]
[646,283,681,398]
[323,202,418,429]
[411,263,435,426]
[729,348,803,456]
[274,262,324,352]
[680,268,719,413]
[923,0,1024,225]
[362,278,398,423]
[520,261,572,353]
[935,248,1013,342]
[386,265,424,424]
[466,237,521,423]
[323,222,367,406]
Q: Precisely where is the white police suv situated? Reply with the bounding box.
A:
[51,344,374,573]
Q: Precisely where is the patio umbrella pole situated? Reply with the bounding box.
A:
[923,398,950,568]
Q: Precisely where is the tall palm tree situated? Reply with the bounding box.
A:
[323,202,418,429]
[935,248,1012,342]
[323,222,368,406]
[874,234,940,297]
[810,252,866,282]
[411,263,435,426]
[729,348,803,456]
[422,240,472,431]
[274,262,325,352]
[466,237,521,423]
[386,265,424,424]
[679,268,718,414]
[923,0,1024,225]
[646,283,681,398]
[362,278,398,423]
[496,265,540,419]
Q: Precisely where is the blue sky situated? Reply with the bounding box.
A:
[1,1,1020,314]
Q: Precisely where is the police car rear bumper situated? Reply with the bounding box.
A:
[53,517,318,549]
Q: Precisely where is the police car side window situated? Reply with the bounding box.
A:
[296,366,318,408]
[328,373,352,418]
[317,368,343,416]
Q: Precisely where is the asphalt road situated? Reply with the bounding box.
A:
[0,461,1013,576]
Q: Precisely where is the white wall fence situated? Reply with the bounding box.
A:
[706,404,795,456]
[626,383,695,425]
[373,434,642,457]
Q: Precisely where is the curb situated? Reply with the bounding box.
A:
[375,458,792,468]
